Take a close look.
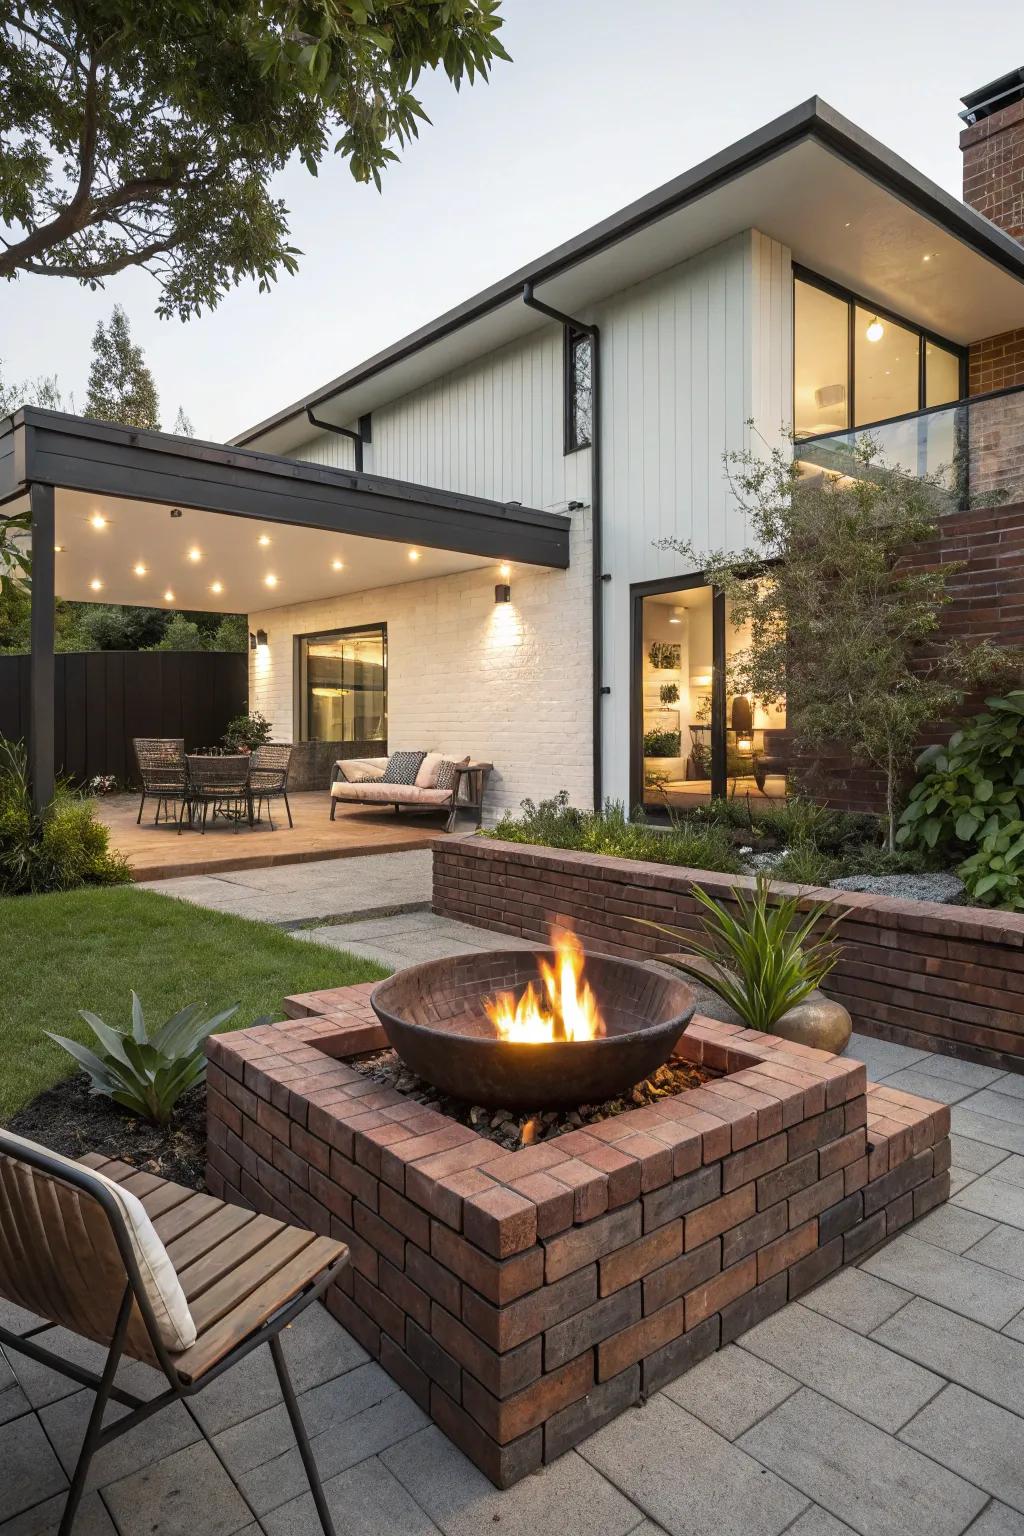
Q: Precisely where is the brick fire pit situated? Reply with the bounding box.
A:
[206,982,951,1487]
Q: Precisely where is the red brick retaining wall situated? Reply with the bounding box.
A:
[433,839,1024,1071]
[206,986,949,1487]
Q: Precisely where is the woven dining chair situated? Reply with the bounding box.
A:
[187,754,252,833]
[0,1130,348,1536]
[249,743,294,829]
[132,739,190,831]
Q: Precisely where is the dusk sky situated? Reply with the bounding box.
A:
[2,0,1019,443]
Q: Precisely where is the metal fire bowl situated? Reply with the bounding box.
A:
[369,949,696,1110]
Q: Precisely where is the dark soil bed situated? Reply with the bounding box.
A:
[5,1075,207,1191]
[348,1050,718,1150]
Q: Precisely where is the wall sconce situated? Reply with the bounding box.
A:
[736,736,753,754]
[249,631,257,651]
[494,584,511,604]
[256,629,268,648]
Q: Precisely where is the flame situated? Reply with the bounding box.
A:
[485,930,606,1044]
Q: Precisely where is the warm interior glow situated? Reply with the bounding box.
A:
[485,930,605,1044]
[865,316,885,343]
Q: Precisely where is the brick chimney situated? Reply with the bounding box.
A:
[960,68,1024,393]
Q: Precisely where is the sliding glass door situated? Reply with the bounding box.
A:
[298,624,387,748]
[632,578,788,812]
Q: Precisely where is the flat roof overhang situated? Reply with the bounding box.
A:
[235,97,1024,456]
[0,409,571,610]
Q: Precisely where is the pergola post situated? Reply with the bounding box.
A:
[28,481,55,812]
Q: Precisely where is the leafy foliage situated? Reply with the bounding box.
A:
[641,875,846,1032]
[83,305,159,428]
[0,2,510,316]
[223,711,273,752]
[642,728,682,757]
[46,992,238,1123]
[772,843,842,886]
[0,739,129,894]
[959,819,1024,910]
[658,435,1020,849]
[485,793,744,875]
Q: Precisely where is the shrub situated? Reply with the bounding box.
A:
[223,711,273,752]
[959,819,1024,910]
[898,691,1024,856]
[773,843,842,886]
[47,992,239,1123]
[485,794,743,874]
[640,874,845,1032]
[642,728,681,757]
[0,740,129,895]
[843,844,928,877]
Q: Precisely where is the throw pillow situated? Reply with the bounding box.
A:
[380,750,426,785]
[435,757,467,792]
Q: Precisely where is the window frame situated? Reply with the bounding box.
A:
[563,323,593,455]
[793,265,967,437]
[293,620,388,746]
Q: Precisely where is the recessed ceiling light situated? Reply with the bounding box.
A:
[90,513,107,529]
[264,573,278,588]
[187,546,202,562]
[408,549,420,562]
[89,578,103,591]
[923,253,933,263]
[53,544,64,553]
[499,562,511,579]
[133,562,147,576]
[210,580,224,595]
[163,589,175,603]
[258,534,271,546]
[331,559,344,572]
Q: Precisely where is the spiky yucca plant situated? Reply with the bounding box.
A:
[640,875,845,1033]
[47,992,239,1124]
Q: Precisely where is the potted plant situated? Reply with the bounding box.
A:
[659,682,680,706]
[638,874,852,1052]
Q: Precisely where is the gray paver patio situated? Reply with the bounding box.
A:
[6,866,1024,1536]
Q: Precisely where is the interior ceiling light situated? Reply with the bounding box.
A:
[89,512,107,529]
[210,580,224,595]
[258,534,271,546]
[264,573,278,587]
[89,578,103,591]
[187,546,202,562]
[133,562,147,576]
[865,316,885,343]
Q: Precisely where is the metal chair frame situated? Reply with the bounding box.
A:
[0,1135,345,1536]
[248,744,294,829]
[132,739,191,833]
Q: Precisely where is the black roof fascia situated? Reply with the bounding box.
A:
[1,409,570,568]
[232,97,1024,448]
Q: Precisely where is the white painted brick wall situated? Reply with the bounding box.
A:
[249,511,593,818]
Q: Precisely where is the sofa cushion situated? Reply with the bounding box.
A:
[380,750,426,785]
[336,757,387,784]
[331,781,452,807]
[415,753,469,790]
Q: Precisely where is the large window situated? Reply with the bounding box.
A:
[794,271,964,439]
[299,624,386,746]
[564,325,593,453]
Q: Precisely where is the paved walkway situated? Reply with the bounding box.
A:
[6,1033,1024,1536]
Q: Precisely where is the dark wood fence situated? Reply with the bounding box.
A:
[0,651,248,785]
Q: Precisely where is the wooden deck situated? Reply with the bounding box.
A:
[98,791,450,881]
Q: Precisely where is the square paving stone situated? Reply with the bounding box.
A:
[847,1037,929,1079]
[872,1297,1024,1415]
[965,1226,1024,1283]
[968,1093,1024,1128]
[383,1423,641,1536]
[901,1383,1024,1513]
[0,1303,44,1336]
[102,1442,253,1536]
[966,1503,1024,1535]
[262,1455,442,1536]
[980,1158,1024,1188]
[798,1266,911,1336]
[4,1329,162,1409]
[952,1110,1024,1156]
[39,1391,200,1491]
[951,1137,1013,1176]
[881,1069,979,1105]
[908,1059,1008,1091]
[739,1387,986,1536]
[737,1303,942,1432]
[0,1490,116,1536]
[955,1176,1024,1231]
[0,1415,67,1522]
[579,1392,808,1536]
[785,1510,858,1536]
[952,1169,980,1196]
[862,1234,1024,1327]
[911,1204,997,1254]
[660,1344,798,1439]
[190,1302,368,1435]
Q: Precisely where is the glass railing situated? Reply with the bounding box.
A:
[795,384,1024,515]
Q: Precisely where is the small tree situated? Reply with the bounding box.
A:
[172,406,194,437]
[659,436,1020,849]
[84,306,160,429]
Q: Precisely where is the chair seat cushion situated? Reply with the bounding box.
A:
[330,782,452,807]
[0,1131,197,1352]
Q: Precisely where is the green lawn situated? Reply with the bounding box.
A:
[0,886,388,1120]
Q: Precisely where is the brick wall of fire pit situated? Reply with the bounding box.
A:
[206,983,950,1487]
[433,839,1024,1071]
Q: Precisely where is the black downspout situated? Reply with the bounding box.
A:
[28,481,56,812]
[306,408,372,473]
[522,282,604,811]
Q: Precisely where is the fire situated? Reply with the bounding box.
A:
[485,930,606,1044]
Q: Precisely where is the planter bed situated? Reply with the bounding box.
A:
[433,838,1024,1072]
[206,981,949,1488]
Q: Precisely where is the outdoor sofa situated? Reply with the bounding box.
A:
[329,752,489,832]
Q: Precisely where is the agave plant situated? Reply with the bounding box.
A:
[639,874,845,1033]
[47,993,239,1124]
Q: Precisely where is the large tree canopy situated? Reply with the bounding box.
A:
[0,1,509,317]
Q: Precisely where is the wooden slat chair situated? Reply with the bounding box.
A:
[0,1132,348,1536]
